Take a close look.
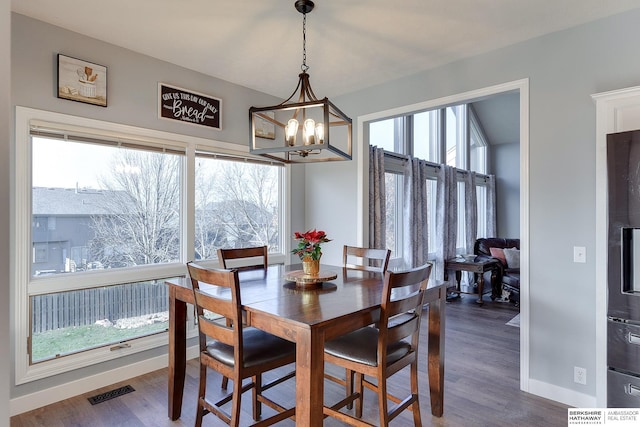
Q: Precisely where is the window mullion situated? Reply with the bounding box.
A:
[393,117,403,153]
[184,146,195,265]
[439,108,446,164]
[465,105,471,171]
[405,115,414,157]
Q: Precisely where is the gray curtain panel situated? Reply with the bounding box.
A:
[369,146,386,249]
[463,171,478,285]
[435,164,457,282]
[403,157,430,268]
[486,175,497,238]
[464,171,478,254]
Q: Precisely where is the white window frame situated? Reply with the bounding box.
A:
[14,106,289,384]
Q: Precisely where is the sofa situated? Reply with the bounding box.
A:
[473,238,520,305]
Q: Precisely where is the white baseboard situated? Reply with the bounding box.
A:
[528,378,597,408]
[10,345,200,416]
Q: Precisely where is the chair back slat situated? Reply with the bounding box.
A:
[386,313,420,343]
[193,289,237,345]
[343,245,391,273]
[197,312,235,344]
[218,246,268,271]
[193,288,235,319]
[388,292,423,315]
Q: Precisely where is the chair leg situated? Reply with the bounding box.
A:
[230,375,243,427]
[411,361,422,427]
[252,374,262,421]
[346,369,355,410]
[355,372,364,418]
[195,361,207,427]
[377,376,389,427]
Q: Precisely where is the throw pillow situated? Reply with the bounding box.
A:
[489,247,507,266]
[504,247,520,269]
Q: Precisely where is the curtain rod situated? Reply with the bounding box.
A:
[381,149,492,182]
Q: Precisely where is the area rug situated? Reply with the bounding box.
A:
[506,313,520,327]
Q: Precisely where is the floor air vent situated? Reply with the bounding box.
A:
[87,385,135,405]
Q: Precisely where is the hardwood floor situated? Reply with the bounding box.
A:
[11,295,568,426]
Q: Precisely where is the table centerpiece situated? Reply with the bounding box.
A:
[291,229,331,276]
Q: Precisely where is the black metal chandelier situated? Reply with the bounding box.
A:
[249,0,352,163]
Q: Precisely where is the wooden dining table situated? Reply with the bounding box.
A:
[166,263,446,426]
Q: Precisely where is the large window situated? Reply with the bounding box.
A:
[16,108,287,383]
[369,118,401,152]
[32,137,182,275]
[413,110,439,162]
[445,105,466,168]
[368,103,490,263]
[29,135,184,364]
[469,106,489,174]
[194,154,281,259]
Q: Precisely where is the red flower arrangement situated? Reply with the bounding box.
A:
[291,229,331,260]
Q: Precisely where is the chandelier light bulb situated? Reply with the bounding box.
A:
[304,119,316,145]
[314,122,324,144]
[285,118,299,146]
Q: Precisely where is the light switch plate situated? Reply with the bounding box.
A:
[574,246,586,263]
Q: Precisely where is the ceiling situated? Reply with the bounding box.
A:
[11,1,640,99]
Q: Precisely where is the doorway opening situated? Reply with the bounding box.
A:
[356,78,530,391]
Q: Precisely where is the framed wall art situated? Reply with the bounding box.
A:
[158,83,221,130]
[254,111,276,139]
[57,54,107,107]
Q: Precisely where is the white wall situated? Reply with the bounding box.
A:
[304,158,360,264]
[11,13,279,146]
[308,9,640,405]
[493,142,520,238]
[1,0,11,425]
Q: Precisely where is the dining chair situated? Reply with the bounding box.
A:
[218,245,268,271]
[217,245,268,389]
[323,263,433,426]
[343,245,391,273]
[186,262,296,427]
[339,245,391,409]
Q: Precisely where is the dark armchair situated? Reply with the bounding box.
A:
[474,238,520,305]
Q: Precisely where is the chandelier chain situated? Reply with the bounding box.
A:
[301,12,309,72]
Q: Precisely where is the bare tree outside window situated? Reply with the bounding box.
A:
[195,157,280,260]
[89,150,181,268]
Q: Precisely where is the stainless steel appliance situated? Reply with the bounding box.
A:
[607,130,640,406]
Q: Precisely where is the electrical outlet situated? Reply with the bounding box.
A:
[574,366,587,385]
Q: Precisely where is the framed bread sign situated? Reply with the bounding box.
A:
[158,83,221,130]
